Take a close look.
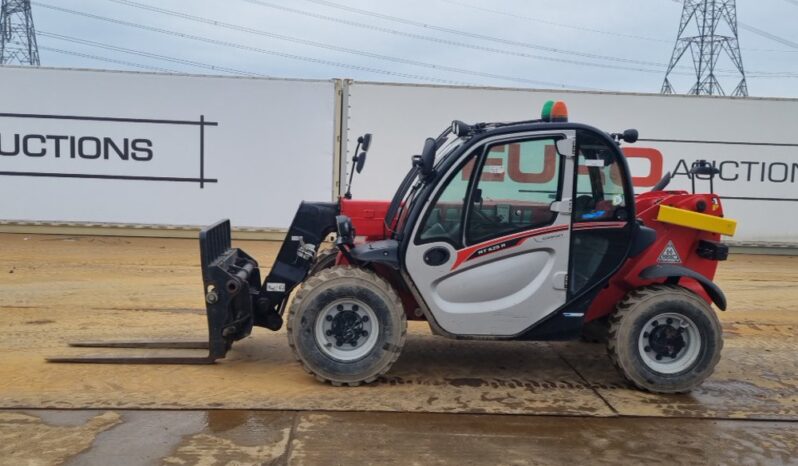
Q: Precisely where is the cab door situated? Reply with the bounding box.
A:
[404,131,576,336]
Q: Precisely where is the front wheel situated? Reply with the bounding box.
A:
[607,284,723,393]
[286,266,407,386]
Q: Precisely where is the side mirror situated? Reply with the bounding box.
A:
[359,133,372,152]
[688,160,720,194]
[690,160,720,177]
[355,151,367,174]
[622,129,639,143]
[420,138,436,178]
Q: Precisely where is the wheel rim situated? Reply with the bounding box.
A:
[637,312,702,374]
[315,298,379,362]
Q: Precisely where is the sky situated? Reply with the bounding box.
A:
[21,0,798,98]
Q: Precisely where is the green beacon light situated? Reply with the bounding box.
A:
[541,100,568,123]
[541,100,555,121]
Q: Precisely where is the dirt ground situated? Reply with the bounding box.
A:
[0,233,797,464]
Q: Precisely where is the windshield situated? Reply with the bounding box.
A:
[386,133,466,236]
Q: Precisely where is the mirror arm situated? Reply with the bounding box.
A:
[343,140,363,199]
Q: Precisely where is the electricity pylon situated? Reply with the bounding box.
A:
[1,0,40,65]
[661,0,747,96]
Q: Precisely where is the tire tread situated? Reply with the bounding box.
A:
[607,284,723,394]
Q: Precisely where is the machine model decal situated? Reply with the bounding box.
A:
[452,224,568,270]
[470,237,522,260]
[451,221,629,271]
[658,240,682,264]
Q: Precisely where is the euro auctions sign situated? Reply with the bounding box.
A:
[625,139,798,204]
[0,67,336,229]
[0,112,216,187]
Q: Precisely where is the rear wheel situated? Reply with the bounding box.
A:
[607,284,723,393]
[287,266,406,386]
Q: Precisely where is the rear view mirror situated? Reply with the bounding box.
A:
[421,138,436,176]
[413,138,437,179]
[359,133,372,152]
[610,129,639,144]
[355,152,367,174]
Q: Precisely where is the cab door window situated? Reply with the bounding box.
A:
[418,152,478,247]
[574,131,628,222]
[570,129,633,296]
[466,138,562,245]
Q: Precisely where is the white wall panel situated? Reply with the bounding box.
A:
[0,67,336,229]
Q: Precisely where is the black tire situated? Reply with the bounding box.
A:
[607,284,723,394]
[286,266,407,386]
[308,247,338,276]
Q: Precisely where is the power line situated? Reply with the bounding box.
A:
[36,0,797,88]
[739,23,798,50]
[438,0,670,44]
[40,45,176,72]
[39,30,264,77]
[39,41,795,83]
[297,0,790,78]
[242,0,685,75]
[240,0,690,76]
[33,2,473,86]
[301,0,675,69]
[432,0,798,76]
[96,0,597,89]
[448,0,796,54]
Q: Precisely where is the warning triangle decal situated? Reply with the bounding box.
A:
[658,241,682,264]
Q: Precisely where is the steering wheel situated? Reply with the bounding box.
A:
[468,206,514,241]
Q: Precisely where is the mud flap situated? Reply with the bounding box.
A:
[639,264,727,311]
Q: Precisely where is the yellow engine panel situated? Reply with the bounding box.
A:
[656,205,737,236]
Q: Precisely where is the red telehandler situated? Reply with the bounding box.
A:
[51,101,737,393]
